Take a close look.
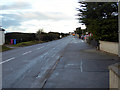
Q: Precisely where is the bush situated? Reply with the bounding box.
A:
[36,33,60,41]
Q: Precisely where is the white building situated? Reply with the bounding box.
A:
[0,28,5,45]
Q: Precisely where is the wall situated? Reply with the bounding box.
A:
[0,31,5,45]
[99,41,118,55]
[109,63,120,89]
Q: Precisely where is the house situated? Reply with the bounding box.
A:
[0,28,5,45]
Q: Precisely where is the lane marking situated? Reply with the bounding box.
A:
[37,48,41,50]
[53,48,55,50]
[81,40,84,42]
[37,46,44,50]
[22,51,32,55]
[44,52,48,56]
[52,54,56,57]
[74,42,78,43]
[0,57,15,64]
[80,60,83,72]
[41,52,49,58]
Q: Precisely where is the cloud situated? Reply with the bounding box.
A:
[1,14,23,28]
[1,2,32,10]
[1,0,82,33]
[1,11,72,28]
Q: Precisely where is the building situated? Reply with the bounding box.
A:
[0,28,5,45]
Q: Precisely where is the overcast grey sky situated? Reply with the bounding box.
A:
[0,0,86,33]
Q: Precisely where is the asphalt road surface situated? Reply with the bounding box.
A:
[2,35,119,88]
[2,36,73,88]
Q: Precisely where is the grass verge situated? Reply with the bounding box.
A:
[11,40,45,47]
[0,45,12,52]
[0,41,46,52]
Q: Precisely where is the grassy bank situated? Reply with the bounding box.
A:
[0,45,12,52]
[0,41,46,52]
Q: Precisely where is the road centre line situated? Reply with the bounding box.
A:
[37,47,42,50]
[81,40,84,42]
[22,51,32,55]
[52,54,56,57]
[41,52,49,58]
[37,46,44,50]
[80,59,83,72]
[0,57,15,64]
[53,48,55,50]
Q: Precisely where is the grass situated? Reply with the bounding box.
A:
[11,40,45,47]
[0,45,12,52]
[0,41,46,52]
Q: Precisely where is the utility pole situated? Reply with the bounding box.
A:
[118,1,120,57]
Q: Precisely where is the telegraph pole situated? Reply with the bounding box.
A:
[118,1,120,57]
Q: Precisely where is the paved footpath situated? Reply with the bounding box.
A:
[44,37,120,88]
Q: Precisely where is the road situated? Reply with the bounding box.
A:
[2,36,73,88]
[2,35,119,88]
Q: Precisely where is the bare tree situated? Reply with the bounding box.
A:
[36,29,44,41]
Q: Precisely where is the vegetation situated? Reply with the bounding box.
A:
[5,32,36,44]
[0,45,11,52]
[36,29,45,41]
[36,30,60,41]
[75,27,82,38]
[11,41,45,47]
[5,29,69,49]
[77,2,118,42]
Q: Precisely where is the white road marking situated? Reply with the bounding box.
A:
[37,46,44,50]
[41,52,49,58]
[52,54,56,57]
[53,48,56,50]
[0,57,15,64]
[37,48,41,50]
[22,51,32,55]
[74,42,78,43]
[44,52,48,56]
[81,40,84,42]
[80,60,83,72]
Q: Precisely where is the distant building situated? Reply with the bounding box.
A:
[0,28,5,45]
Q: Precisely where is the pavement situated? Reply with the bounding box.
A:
[43,37,120,88]
[2,35,120,88]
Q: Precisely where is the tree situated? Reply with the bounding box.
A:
[36,29,44,41]
[76,27,82,38]
[77,2,118,42]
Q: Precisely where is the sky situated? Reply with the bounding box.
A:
[0,0,86,33]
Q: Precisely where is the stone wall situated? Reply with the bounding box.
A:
[99,41,118,55]
[109,63,120,89]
